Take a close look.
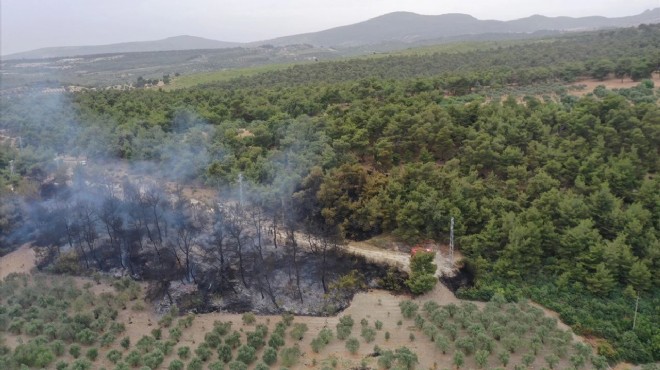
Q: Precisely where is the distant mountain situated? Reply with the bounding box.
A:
[260,8,660,47]
[5,9,660,60]
[3,36,239,60]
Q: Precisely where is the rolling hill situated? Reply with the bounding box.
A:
[3,8,660,61]
[261,8,660,47]
[3,35,239,60]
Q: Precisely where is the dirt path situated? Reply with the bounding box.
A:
[0,244,36,279]
[343,240,459,277]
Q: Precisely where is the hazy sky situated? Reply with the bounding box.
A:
[2,0,659,55]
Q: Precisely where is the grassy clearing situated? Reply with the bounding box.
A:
[164,63,302,90]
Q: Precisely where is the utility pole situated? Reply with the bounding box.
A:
[449,217,454,264]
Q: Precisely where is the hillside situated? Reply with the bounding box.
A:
[261,8,660,47]
[4,8,660,60]
[3,35,239,60]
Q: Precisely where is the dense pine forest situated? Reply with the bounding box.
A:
[1,24,659,364]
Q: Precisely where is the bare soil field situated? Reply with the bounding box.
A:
[567,74,660,96]
[0,244,616,370]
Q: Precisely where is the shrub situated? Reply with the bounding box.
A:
[125,350,142,367]
[281,313,294,326]
[268,332,285,349]
[169,327,182,342]
[475,349,489,368]
[247,331,266,349]
[187,357,203,370]
[208,362,224,370]
[498,351,510,367]
[236,345,257,364]
[435,334,450,354]
[107,349,123,364]
[195,344,213,362]
[254,362,269,370]
[263,346,277,365]
[143,349,165,369]
[226,331,241,348]
[56,361,69,370]
[385,331,390,341]
[228,361,248,370]
[100,332,116,347]
[168,359,184,370]
[217,344,232,363]
[51,339,66,356]
[86,348,99,361]
[378,349,395,369]
[336,324,351,340]
[242,313,256,325]
[361,326,376,343]
[346,337,360,354]
[69,344,81,359]
[75,328,97,345]
[399,301,418,319]
[151,328,162,340]
[177,346,190,360]
[290,323,308,341]
[394,347,418,370]
[280,346,301,367]
[120,336,130,349]
[375,320,383,330]
[70,359,93,370]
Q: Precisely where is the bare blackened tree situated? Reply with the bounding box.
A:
[75,200,104,270]
[225,203,250,288]
[306,224,341,293]
[63,206,89,269]
[204,204,235,293]
[248,205,278,307]
[170,192,207,284]
[98,194,125,269]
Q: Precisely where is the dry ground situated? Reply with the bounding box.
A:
[0,244,623,370]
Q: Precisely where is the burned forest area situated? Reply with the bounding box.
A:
[0,23,659,369]
[23,165,408,316]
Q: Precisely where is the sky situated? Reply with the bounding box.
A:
[2,0,659,55]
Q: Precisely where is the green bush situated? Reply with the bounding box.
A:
[280,346,301,367]
[51,339,66,356]
[85,347,98,361]
[70,359,92,370]
[186,357,203,370]
[125,350,142,367]
[69,344,81,359]
[268,333,285,349]
[236,345,256,364]
[168,359,184,370]
[194,344,212,362]
[290,323,308,341]
[361,326,376,343]
[345,337,360,354]
[228,361,248,370]
[120,336,130,349]
[399,301,418,319]
[263,346,277,365]
[177,346,190,360]
[205,331,222,348]
[143,349,165,368]
[225,331,241,348]
[247,331,266,349]
[241,313,256,325]
[217,344,232,363]
[107,349,123,364]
